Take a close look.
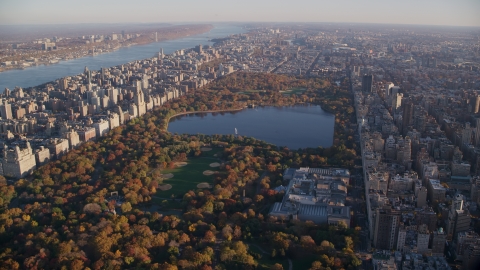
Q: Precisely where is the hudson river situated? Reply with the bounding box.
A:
[0,24,246,90]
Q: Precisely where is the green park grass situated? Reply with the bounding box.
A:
[156,151,222,198]
[280,87,306,95]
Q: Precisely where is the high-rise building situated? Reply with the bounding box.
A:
[447,194,471,240]
[101,67,107,84]
[463,241,480,270]
[417,230,430,254]
[0,100,13,120]
[385,82,394,98]
[402,99,414,136]
[135,80,142,92]
[362,75,373,93]
[475,118,480,147]
[414,114,426,133]
[108,88,118,107]
[472,95,480,113]
[397,225,407,252]
[453,210,471,240]
[456,231,480,261]
[84,66,91,85]
[195,44,203,54]
[392,93,403,114]
[114,105,125,125]
[353,66,360,76]
[373,208,400,250]
[2,142,37,178]
[134,89,146,116]
[415,208,438,232]
[432,228,446,256]
[60,78,68,91]
[462,122,472,146]
[415,186,428,207]
[64,129,80,149]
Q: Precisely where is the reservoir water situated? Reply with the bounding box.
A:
[168,105,335,149]
[0,24,246,90]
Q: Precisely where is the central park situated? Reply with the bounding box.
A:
[0,72,362,270]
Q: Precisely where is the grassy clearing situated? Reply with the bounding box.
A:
[280,87,306,96]
[156,157,219,198]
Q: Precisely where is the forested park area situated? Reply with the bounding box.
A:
[0,72,362,269]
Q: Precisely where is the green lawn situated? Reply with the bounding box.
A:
[156,156,220,198]
[280,87,306,96]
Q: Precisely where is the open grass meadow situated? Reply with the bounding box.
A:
[280,87,306,96]
[156,149,223,198]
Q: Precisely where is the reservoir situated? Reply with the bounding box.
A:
[168,105,335,149]
[0,24,246,90]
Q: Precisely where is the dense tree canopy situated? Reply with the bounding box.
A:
[0,72,360,269]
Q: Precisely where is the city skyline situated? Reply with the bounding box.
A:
[1,0,480,27]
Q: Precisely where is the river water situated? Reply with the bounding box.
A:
[0,24,246,90]
[168,105,335,149]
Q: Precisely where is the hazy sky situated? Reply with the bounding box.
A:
[0,0,479,27]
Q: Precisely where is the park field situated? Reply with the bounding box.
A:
[156,148,222,198]
[279,87,306,95]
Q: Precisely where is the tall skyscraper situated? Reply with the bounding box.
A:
[362,75,373,93]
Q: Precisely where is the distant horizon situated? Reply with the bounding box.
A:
[0,21,479,29]
[1,0,479,27]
